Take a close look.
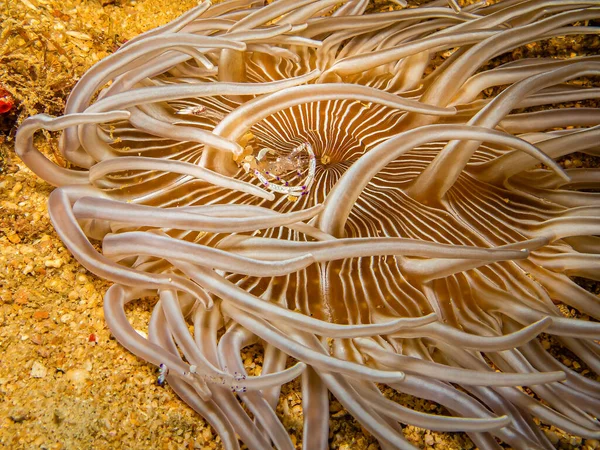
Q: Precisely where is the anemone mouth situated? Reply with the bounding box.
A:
[14,0,600,449]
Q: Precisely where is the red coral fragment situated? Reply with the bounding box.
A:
[0,88,14,114]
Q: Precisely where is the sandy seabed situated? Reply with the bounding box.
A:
[0,1,599,449]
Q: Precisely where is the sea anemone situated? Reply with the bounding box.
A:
[15,0,600,448]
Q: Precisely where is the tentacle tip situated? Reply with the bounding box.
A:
[303,252,317,263]
[491,415,512,429]
[532,316,553,331]
[423,312,438,322]
[536,236,550,247]
[553,371,567,382]
[519,236,550,251]
[516,248,530,259]
[113,110,131,119]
